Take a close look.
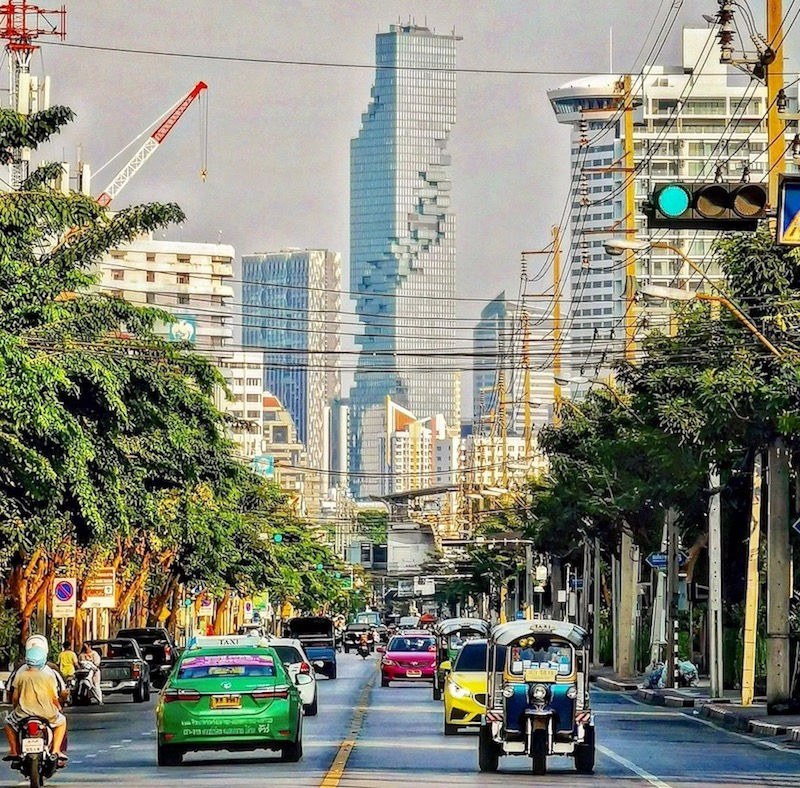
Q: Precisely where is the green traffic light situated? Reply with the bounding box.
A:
[316,563,324,571]
[335,572,342,579]
[657,184,691,218]
[273,533,283,543]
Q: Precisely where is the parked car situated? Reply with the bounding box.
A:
[268,637,320,716]
[116,626,179,688]
[378,630,436,687]
[87,638,151,702]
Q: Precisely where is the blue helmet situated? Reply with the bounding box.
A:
[25,645,47,669]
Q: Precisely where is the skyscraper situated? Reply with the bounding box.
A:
[242,248,342,482]
[349,23,460,498]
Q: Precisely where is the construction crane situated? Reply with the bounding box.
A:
[97,80,208,208]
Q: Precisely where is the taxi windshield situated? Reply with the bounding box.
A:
[388,636,434,652]
[508,639,572,676]
[453,642,486,672]
[178,653,276,679]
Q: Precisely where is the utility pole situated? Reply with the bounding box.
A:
[766,0,792,714]
[552,225,563,421]
[663,509,680,688]
[616,73,638,678]
[708,466,724,699]
[741,454,763,706]
[522,309,532,459]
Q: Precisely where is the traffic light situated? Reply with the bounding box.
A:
[644,182,767,230]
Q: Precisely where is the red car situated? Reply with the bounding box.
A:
[379,631,436,687]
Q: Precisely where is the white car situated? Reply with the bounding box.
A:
[268,637,319,716]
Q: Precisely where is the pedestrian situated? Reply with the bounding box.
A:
[79,642,103,705]
[58,641,78,682]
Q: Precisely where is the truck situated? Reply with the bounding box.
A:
[285,617,338,679]
[115,626,179,688]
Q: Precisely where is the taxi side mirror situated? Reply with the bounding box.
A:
[439,660,452,672]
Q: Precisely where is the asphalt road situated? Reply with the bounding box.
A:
[4,654,800,787]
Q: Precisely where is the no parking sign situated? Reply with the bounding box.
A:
[52,578,77,618]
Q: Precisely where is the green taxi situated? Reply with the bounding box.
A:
[155,643,304,766]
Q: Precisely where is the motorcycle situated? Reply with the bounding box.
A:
[71,660,100,706]
[357,639,371,659]
[11,717,64,787]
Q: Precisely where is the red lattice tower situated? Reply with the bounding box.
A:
[0,1,65,185]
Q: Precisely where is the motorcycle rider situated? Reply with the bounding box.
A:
[358,631,371,657]
[58,642,78,684]
[78,642,103,705]
[3,637,67,765]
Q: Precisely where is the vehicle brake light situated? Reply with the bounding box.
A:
[163,688,201,703]
[164,646,172,659]
[26,721,40,736]
[252,685,290,700]
[132,663,141,679]
[298,662,310,674]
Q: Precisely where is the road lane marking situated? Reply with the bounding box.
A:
[597,743,673,788]
[593,709,683,716]
[688,713,800,756]
[320,670,376,787]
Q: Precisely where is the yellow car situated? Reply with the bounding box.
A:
[443,639,488,735]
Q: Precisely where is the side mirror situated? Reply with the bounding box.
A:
[312,660,325,670]
[439,660,452,672]
[295,673,313,686]
[376,646,385,654]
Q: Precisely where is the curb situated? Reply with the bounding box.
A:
[636,688,732,708]
[595,676,638,692]
[700,703,788,736]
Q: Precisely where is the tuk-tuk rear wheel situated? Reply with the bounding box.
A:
[478,725,499,773]
[531,729,547,775]
[574,727,595,774]
[432,683,442,701]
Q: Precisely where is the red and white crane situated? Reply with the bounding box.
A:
[97,80,208,208]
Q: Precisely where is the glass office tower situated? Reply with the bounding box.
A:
[349,23,460,498]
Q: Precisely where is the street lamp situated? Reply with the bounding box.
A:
[604,239,783,360]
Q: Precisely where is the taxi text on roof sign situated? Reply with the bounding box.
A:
[777,175,800,246]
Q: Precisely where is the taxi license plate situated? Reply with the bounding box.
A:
[406,669,422,678]
[211,694,242,710]
[22,738,44,755]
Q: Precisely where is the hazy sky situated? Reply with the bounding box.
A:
[32,0,736,405]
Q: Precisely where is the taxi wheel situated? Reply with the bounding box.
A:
[133,683,146,703]
[381,675,390,688]
[432,684,442,701]
[478,725,499,773]
[444,722,459,736]
[281,735,303,763]
[157,743,183,767]
[305,692,319,717]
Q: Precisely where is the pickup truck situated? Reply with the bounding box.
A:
[285,616,338,679]
[115,626,179,688]
[87,638,150,702]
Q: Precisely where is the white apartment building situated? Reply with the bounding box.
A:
[464,434,547,490]
[547,27,799,387]
[219,352,268,459]
[98,238,235,354]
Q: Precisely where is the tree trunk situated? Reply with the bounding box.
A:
[213,591,230,635]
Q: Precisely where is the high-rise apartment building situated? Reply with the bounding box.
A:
[349,23,460,498]
[242,249,342,484]
[473,293,557,436]
[547,27,798,385]
[98,238,235,354]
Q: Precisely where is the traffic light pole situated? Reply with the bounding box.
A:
[766,0,792,714]
[741,453,763,706]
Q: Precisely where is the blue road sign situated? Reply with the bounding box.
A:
[792,517,800,535]
[777,175,800,246]
[54,580,75,602]
[252,455,275,479]
[515,610,525,620]
[569,578,584,591]
[646,551,689,571]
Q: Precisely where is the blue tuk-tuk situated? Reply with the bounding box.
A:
[478,619,595,775]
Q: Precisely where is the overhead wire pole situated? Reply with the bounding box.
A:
[765,0,792,714]
[617,73,638,678]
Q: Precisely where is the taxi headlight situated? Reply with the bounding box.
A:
[382,658,397,666]
[530,683,548,702]
[566,686,578,700]
[448,682,472,699]
[502,685,515,699]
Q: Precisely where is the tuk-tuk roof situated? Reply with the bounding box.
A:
[490,619,588,647]
[434,618,491,637]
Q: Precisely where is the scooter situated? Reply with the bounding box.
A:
[11,716,65,787]
[71,661,100,706]
[357,640,371,659]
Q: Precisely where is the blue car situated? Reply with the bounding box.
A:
[285,617,338,679]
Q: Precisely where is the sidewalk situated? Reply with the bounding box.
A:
[590,665,640,692]
[699,701,800,740]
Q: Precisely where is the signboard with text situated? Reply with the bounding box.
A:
[81,566,116,609]
[52,578,77,618]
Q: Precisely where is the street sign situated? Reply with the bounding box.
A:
[792,516,800,535]
[81,566,116,609]
[52,578,77,619]
[168,315,197,343]
[198,597,214,618]
[243,600,253,622]
[252,455,275,479]
[515,610,525,620]
[645,551,689,571]
[777,174,800,245]
[569,577,584,591]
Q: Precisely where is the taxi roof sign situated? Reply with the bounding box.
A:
[777,175,800,246]
[188,633,269,650]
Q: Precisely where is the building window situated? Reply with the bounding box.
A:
[111,269,124,281]
[246,377,260,386]
[177,273,190,285]
[177,294,189,305]
[146,293,156,304]
[246,393,260,402]
[146,271,155,283]
[273,426,289,443]
[247,410,259,419]
[177,255,191,264]
[110,251,125,260]
[146,253,156,263]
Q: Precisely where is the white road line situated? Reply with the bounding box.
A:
[109,744,122,748]
[593,709,683,717]
[597,743,673,788]
[688,713,800,756]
